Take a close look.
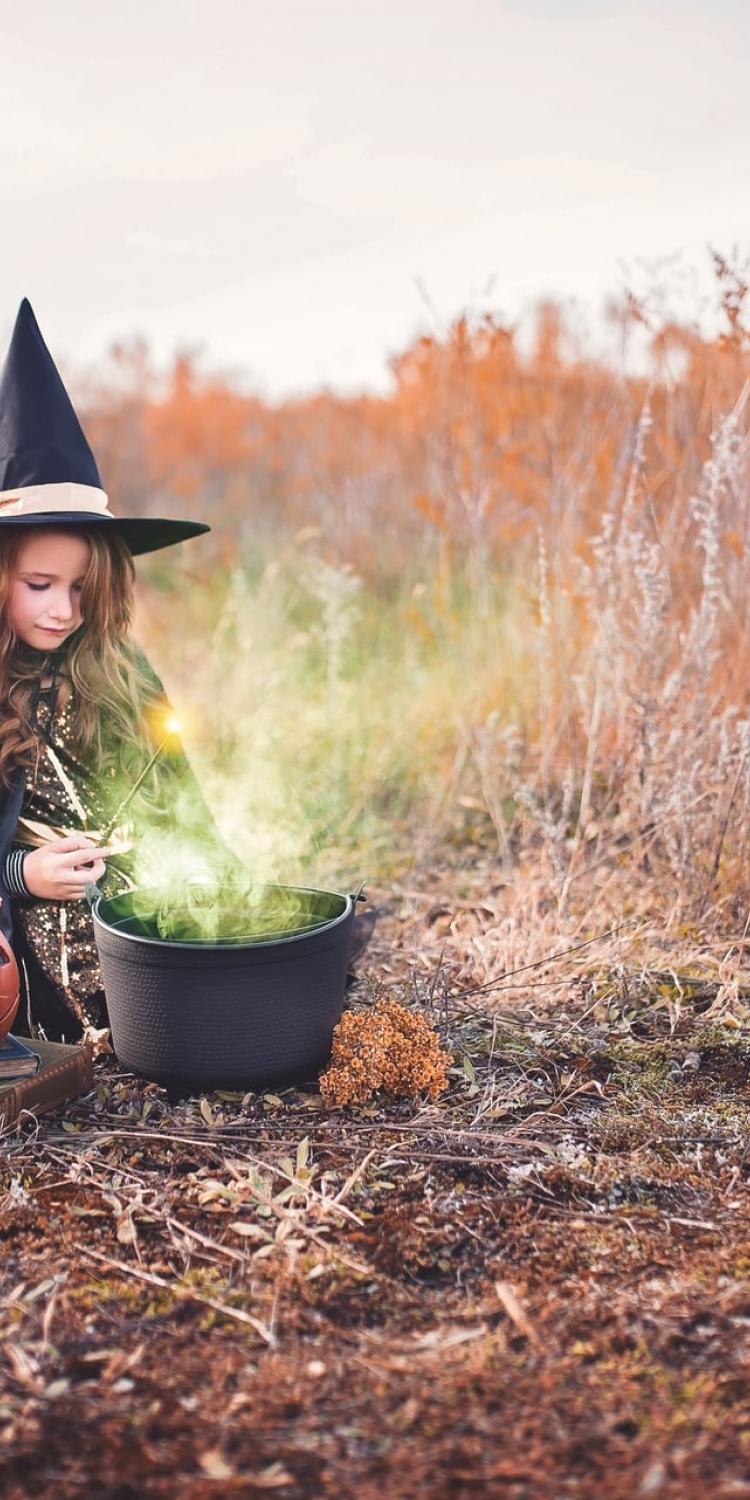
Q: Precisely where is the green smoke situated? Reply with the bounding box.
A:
[104,877,346,946]
[111,542,529,932]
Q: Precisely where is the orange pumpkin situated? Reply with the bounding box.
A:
[0,929,20,1043]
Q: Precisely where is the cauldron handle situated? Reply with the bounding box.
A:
[350,882,367,904]
[84,881,103,913]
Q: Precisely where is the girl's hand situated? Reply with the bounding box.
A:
[22,835,119,902]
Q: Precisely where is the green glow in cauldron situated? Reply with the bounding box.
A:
[100,879,348,946]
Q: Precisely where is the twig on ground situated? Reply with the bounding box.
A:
[78,1245,277,1345]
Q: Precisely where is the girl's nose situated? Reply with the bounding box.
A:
[50,594,78,622]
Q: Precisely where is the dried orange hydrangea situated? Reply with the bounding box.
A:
[319,996,451,1107]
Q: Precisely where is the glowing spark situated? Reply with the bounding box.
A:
[100,719,182,842]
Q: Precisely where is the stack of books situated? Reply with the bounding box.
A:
[0,1033,41,1079]
[0,1033,93,1127]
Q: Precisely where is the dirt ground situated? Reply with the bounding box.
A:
[2,873,750,1499]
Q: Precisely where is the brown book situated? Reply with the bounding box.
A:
[0,1038,93,1128]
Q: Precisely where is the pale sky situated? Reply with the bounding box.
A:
[1,0,748,399]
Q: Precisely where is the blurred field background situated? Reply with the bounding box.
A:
[79,250,750,989]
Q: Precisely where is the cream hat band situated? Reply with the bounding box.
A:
[0,482,113,517]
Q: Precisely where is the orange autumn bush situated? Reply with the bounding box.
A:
[78,250,750,592]
[319,997,452,1107]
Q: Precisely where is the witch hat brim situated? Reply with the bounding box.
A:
[0,300,211,556]
[0,509,210,557]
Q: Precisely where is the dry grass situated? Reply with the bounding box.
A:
[126,372,750,1008]
[3,886,750,1496]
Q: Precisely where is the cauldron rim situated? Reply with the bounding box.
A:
[90,880,354,953]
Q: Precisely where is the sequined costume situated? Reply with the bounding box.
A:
[10,671,135,1038]
[7,650,244,1043]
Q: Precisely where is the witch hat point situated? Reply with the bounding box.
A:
[0,297,210,556]
[0,297,102,492]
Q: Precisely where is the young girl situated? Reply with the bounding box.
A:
[0,299,243,1043]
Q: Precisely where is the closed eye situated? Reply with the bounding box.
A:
[26,582,83,593]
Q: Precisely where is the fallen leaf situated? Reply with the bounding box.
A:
[495,1281,539,1346]
[199,1450,234,1481]
[228,1222,269,1241]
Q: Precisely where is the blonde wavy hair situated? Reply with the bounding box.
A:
[0,526,166,796]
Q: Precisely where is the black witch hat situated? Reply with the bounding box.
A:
[0,299,210,556]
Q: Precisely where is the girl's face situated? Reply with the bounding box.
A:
[8,530,91,649]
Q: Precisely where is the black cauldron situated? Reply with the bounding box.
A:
[85,881,357,1090]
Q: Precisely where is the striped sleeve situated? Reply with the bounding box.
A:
[4,847,31,898]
